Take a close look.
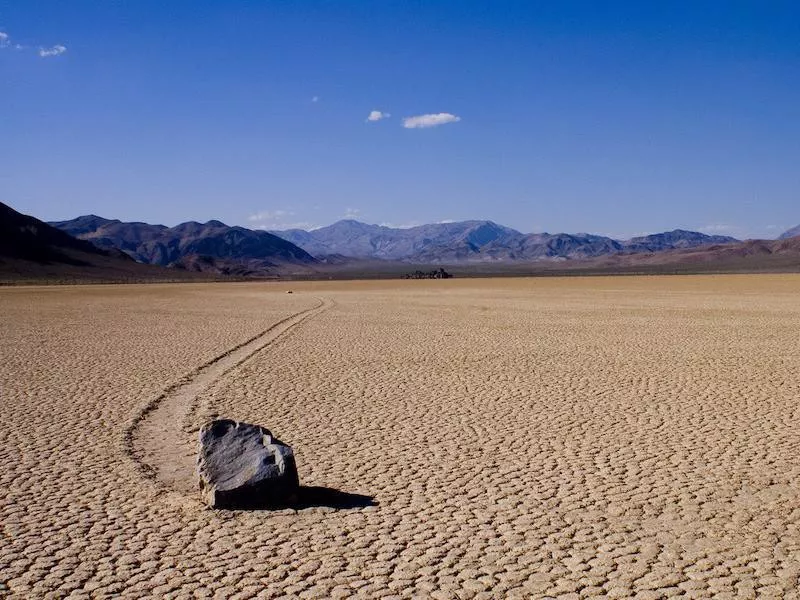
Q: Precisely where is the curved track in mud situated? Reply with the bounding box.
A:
[123,297,333,501]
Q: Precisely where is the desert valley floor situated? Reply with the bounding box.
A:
[2,275,800,599]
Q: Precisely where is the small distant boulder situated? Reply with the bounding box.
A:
[197,419,299,509]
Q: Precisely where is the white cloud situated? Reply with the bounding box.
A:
[379,221,422,229]
[247,209,319,231]
[248,209,293,222]
[311,96,319,103]
[366,110,390,122]
[598,231,645,241]
[1,32,65,55]
[253,221,321,231]
[256,221,319,231]
[697,223,742,236]
[402,112,461,129]
[39,44,66,58]
[343,207,361,219]
[0,32,22,50]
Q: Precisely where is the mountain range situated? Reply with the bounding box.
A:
[271,219,741,262]
[48,214,800,266]
[50,214,316,272]
[2,199,799,281]
[0,201,215,283]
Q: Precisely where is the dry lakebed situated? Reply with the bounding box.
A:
[2,275,800,598]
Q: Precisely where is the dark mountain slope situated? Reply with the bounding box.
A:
[1,201,115,264]
[51,217,316,266]
[0,201,220,283]
[50,214,117,237]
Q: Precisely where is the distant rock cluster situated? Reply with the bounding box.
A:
[402,268,453,279]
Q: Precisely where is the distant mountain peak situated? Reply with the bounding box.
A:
[778,224,800,240]
[269,218,527,261]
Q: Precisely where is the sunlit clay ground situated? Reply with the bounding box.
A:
[2,275,800,598]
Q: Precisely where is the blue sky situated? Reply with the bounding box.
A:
[2,1,799,239]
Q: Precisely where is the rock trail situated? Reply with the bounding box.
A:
[124,296,333,500]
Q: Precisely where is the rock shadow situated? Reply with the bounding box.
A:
[293,486,378,510]
[224,486,377,511]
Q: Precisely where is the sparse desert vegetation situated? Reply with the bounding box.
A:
[3,275,800,597]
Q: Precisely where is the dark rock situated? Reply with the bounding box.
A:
[402,268,453,279]
[197,419,299,509]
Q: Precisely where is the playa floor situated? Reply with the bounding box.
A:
[3,275,800,598]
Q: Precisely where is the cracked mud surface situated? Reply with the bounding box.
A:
[2,276,800,598]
